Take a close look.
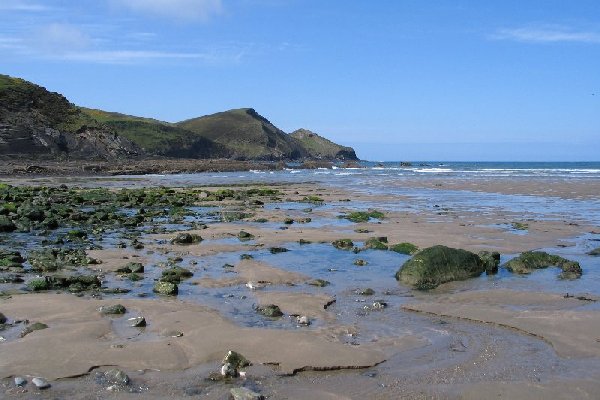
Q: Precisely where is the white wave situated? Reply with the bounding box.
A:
[414,168,453,173]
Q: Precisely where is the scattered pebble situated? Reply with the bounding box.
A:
[128,316,146,327]
[14,376,26,387]
[32,377,50,389]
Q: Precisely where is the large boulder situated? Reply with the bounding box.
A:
[504,251,582,279]
[395,245,485,290]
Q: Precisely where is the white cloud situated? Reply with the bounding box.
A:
[56,48,244,64]
[492,25,600,44]
[32,23,91,53]
[111,0,222,21]
[0,1,49,12]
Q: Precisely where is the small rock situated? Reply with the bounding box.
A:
[372,300,388,309]
[307,278,330,287]
[20,321,48,337]
[98,304,126,315]
[296,315,311,326]
[171,233,203,245]
[256,304,283,318]
[104,368,130,385]
[128,316,146,327]
[32,377,50,389]
[245,281,264,290]
[230,387,264,400]
[354,259,368,266]
[14,376,26,387]
[221,362,236,378]
[153,281,178,295]
[357,288,375,296]
[161,330,184,337]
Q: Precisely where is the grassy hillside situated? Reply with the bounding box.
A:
[0,74,141,159]
[178,108,308,160]
[80,108,227,158]
[1,74,357,161]
[0,74,98,133]
[290,129,358,160]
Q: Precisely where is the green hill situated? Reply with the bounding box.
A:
[80,108,228,158]
[0,74,359,162]
[290,129,357,160]
[178,108,308,161]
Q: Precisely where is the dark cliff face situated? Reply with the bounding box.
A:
[0,75,141,160]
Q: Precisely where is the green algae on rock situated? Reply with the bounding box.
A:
[364,237,389,250]
[161,266,193,283]
[396,245,485,290]
[256,304,283,318]
[504,251,582,279]
[332,238,354,250]
[153,281,178,295]
[389,242,419,255]
[478,251,501,275]
[343,210,384,223]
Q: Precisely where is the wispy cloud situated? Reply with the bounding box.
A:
[110,0,222,21]
[0,1,50,12]
[492,25,600,44]
[55,48,246,64]
[32,23,92,53]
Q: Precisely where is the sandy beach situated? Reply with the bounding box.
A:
[1,173,600,399]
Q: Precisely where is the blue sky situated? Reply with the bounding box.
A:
[1,0,599,161]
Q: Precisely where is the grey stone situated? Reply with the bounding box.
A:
[104,368,130,385]
[14,376,26,387]
[32,377,50,389]
[230,387,264,400]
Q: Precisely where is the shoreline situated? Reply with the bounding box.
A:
[1,176,599,398]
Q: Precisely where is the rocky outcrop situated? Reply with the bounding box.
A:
[396,245,486,290]
[0,74,141,160]
[290,128,358,161]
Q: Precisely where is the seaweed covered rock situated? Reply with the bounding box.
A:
[0,215,16,232]
[171,233,202,245]
[153,281,178,295]
[389,242,419,255]
[504,251,582,279]
[28,248,92,272]
[364,237,388,250]
[161,266,193,283]
[343,210,384,223]
[395,245,485,290]
[332,239,354,250]
[588,247,600,256]
[0,250,24,269]
[256,304,283,318]
[478,251,501,275]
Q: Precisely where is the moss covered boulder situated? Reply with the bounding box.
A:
[171,233,203,245]
[332,239,354,250]
[478,251,501,275]
[0,215,16,232]
[161,266,193,283]
[256,304,283,318]
[504,251,582,279]
[153,281,178,295]
[588,247,600,256]
[364,237,388,250]
[389,242,419,255]
[395,245,485,290]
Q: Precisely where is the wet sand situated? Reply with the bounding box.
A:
[1,176,600,399]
